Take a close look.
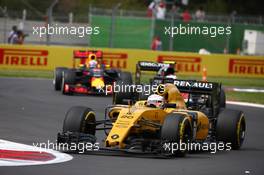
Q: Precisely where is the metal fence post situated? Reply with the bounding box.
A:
[69,12,73,24]
[46,0,58,45]
[88,4,92,46]
[0,6,8,43]
[169,12,174,51]
[109,3,121,48]
[150,12,155,49]
[225,18,231,53]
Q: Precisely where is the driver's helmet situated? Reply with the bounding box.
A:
[166,74,177,79]
[147,94,164,108]
[158,66,175,77]
[89,59,98,68]
[85,54,98,68]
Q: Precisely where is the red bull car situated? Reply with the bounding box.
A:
[54,50,132,95]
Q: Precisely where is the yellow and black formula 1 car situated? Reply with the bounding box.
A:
[57,80,246,157]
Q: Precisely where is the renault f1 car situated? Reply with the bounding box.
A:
[133,61,226,108]
[54,50,132,95]
[57,80,246,157]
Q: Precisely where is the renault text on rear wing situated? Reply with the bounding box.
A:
[153,78,219,94]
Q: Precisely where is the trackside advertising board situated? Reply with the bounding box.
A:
[0,44,263,77]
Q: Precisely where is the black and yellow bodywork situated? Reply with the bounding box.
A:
[58,81,246,157]
[106,83,209,149]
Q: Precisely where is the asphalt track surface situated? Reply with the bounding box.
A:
[0,77,264,175]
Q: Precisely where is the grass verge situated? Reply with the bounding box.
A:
[226,91,264,104]
[0,70,53,79]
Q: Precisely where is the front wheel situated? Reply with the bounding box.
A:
[63,106,96,135]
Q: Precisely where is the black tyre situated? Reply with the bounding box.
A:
[64,70,76,84]
[216,109,246,150]
[113,71,133,104]
[54,67,68,91]
[63,106,96,135]
[62,70,76,94]
[220,87,226,108]
[161,113,192,157]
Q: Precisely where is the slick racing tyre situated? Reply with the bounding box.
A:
[161,114,192,157]
[61,70,76,95]
[216,109,246,150]
[220,87,226,108]
[54,67,68,91]
[63,106,96,135]
[113,71,133,104]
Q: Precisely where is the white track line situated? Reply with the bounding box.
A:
[227,101,264,108]
[0,139,72,166]
[232,88,264,93]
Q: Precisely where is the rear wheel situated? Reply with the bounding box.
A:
[216,109,246,150]
[62,70,76,95]
[113,71,133,104]
[63,106,96,135]
[220,87,226,108]
[161,113,192,157]
[54,67,67,91]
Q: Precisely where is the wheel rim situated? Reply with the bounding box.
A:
[237,115,245,146]
[81,111,96,134]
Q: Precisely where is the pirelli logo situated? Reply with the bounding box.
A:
[103,52,127,69]
[229,58,264,75]
[157,55,201,73]
[0,48,48,66]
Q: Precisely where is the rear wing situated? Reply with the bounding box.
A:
[135,61,175,84]
[153,78,221,95]
[136,61,174,71]
[155,78,222,116]
[72,50,103,68]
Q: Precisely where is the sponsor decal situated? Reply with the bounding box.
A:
[111,134,119,139]
[0,48,48,66]
[139,61,170,69]
[229,58,264,75]
[103,52,127,69]
[173,80,213,89]
[157,55,201,73]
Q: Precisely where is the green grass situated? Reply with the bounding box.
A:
[0,70,53,79]
[226,91,264,104]
[0,69,263,104]
[184,75,264,88]
[140,74,264,88]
